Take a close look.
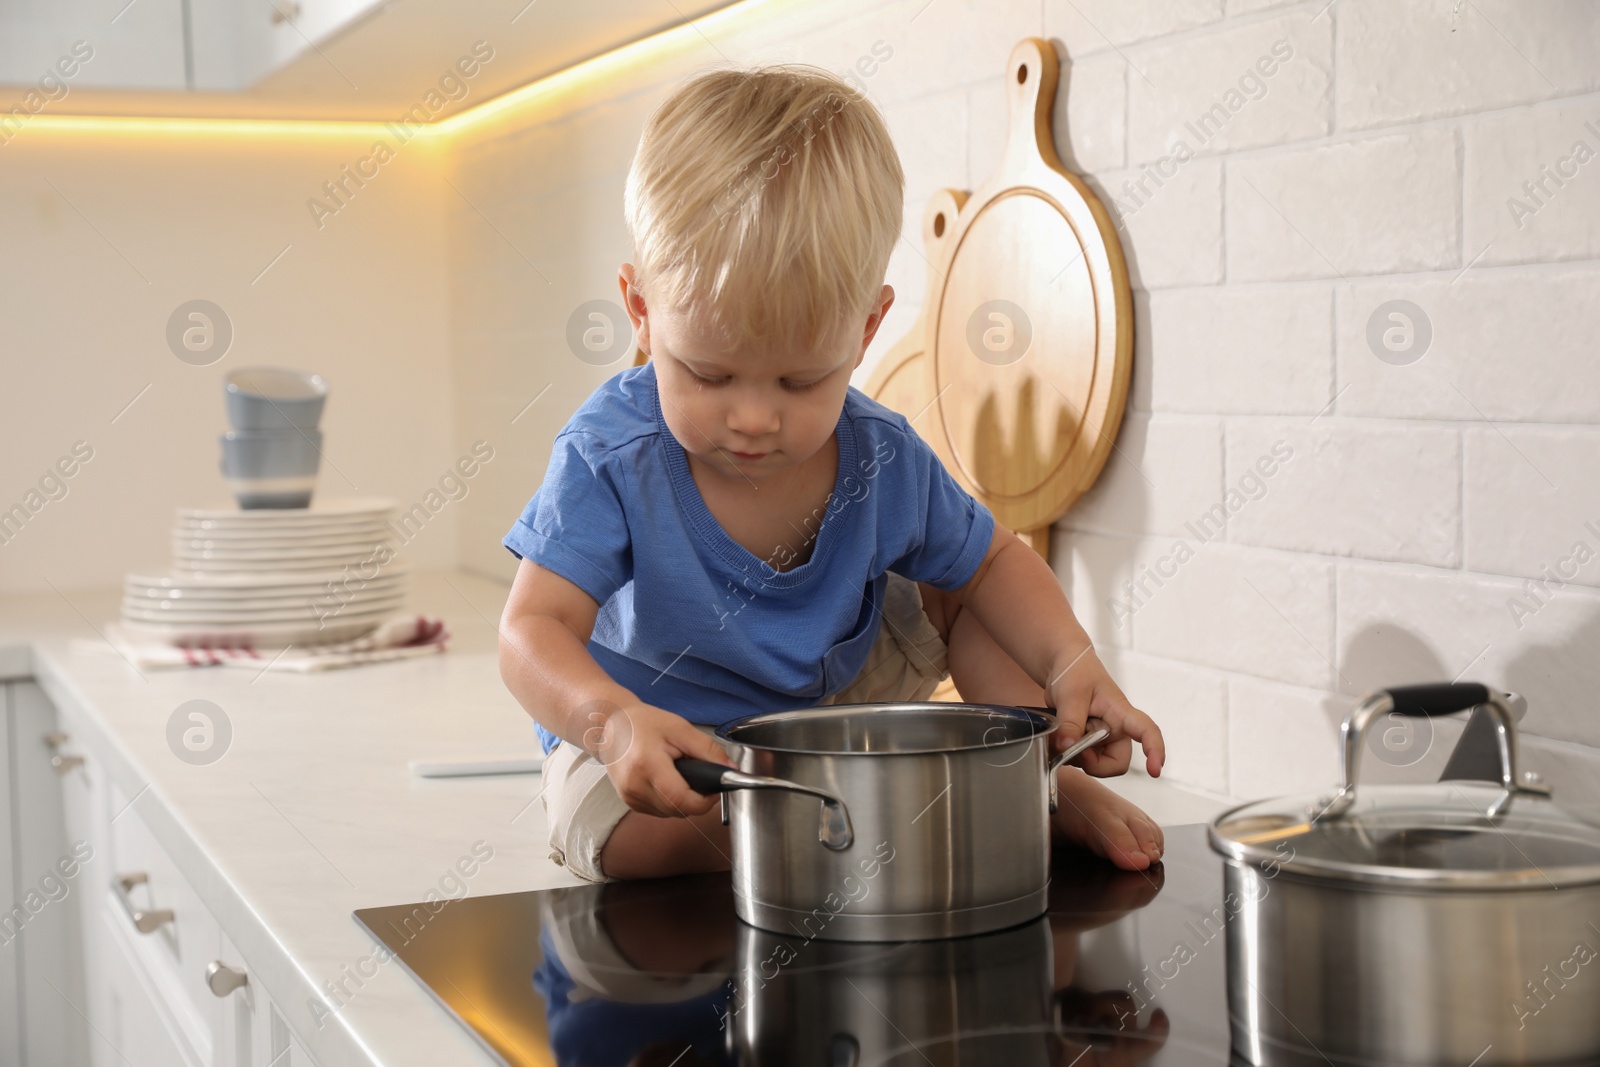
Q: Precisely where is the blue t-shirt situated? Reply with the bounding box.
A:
[503,360,996,755]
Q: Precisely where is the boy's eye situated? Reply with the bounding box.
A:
[685,367,819,392]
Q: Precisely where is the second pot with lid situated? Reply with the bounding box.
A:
[1210,683,1600,1066]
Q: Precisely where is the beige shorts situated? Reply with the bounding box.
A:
[539,570,950,882]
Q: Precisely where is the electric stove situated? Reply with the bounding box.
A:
[354,825,1244,1066]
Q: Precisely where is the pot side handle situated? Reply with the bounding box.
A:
[1046,727,1111,814]
[674,758,855,852]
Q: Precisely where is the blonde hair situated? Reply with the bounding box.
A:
[624,63,905,356]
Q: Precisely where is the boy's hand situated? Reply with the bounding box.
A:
[1045,646,1165,778]
[590,701,738,819]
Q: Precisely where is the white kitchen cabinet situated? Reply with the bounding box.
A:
[0,0,187,90]
[169,0,392,92]
[5,680,322,1067]
[211,930,318,1067]
[0,681,90,1067]
[53,705,200,1067]
[211,933,257,1067]
[93,905,197,1067]
[0,0,388,94]
[107,773,228,1064]
[12,682,92,1066]
[54,701,113,1067]
[0,689,20,1067]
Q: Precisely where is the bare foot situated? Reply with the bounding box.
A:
[1050,767,1164,871]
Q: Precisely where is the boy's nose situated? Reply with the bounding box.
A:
[726,400,780,440]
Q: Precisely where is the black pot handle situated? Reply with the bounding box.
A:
[675,757,734,794]
[674,757,854,851]
[1383,683,1491,717]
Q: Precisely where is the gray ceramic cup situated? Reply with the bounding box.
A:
[224,367,328,432]
[219,429,322,509]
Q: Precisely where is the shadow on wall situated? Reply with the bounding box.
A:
[1080,172,1155,293]
[1050,58,1161,650]
[1504,606,1600,742]
[1336,624,1451,786]
[1504,605,1600,810]
[1336,613,1600,809]
[1054,464,1144,664]
[1062,42,1157,298]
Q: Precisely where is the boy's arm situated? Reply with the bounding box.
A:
[949,525,1166,778]
[498,558,735,817]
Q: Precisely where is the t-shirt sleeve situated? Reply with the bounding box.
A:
[503,431,632,607]
[885,420,996,591]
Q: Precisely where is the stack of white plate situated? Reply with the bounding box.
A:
[122,498,408,647]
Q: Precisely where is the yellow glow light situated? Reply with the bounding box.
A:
[7,114,397,139]
[9,0,774,143]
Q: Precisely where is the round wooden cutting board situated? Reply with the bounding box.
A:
[867,36,1133,565]
[863,187,967,425]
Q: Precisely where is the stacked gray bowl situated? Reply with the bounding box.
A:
[220,367,327,509]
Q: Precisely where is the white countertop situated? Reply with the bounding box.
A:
[0,570,1227,1067]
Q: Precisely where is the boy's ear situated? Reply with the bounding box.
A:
[858,284,896,355]
[618,264,650,356]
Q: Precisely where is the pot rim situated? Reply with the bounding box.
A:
[713,701,1058,757]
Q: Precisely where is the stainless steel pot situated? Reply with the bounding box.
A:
[676,701,1108,943]
[1209,683,1600,1067]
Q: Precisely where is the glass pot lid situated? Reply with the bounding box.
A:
[1208,684,1600,890]
[1210,782,1600,889]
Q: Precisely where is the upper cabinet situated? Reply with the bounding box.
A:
[0,0,417,94]
[190,0,399,93]
[0,0,191,91]
[0,0,736,122]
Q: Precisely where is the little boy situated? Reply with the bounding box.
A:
[499,63,1166,885]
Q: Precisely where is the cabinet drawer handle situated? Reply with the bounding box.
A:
[206,961,248,998]
[113,873,175,934]
[42,731,70,750]
[51,754,85,775]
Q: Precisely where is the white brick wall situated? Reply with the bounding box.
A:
[1102,647,1231,795]
[1464,95,1600,267]
[1124,12,1332,163]
[882,86,970,208]
[1224,420,1461,566]
[1227,674,1344,798]
[1087,157,1224,288]
[449,0,1600,803]
[1333,267,1600,422]
[1463,428,1600,587]
[1045,0,1225,54]
[1055,528,1137,650]
[1055,54,1127,173]
[1068,414,1224,538]
[1334,0,1600,130]
[1127,540,1336,688]
[1226,127,1462,280]
[1134,284,1332,413]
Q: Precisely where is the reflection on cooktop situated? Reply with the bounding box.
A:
[354,825,1237,1066]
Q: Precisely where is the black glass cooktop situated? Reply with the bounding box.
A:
[355,826,1245,1066]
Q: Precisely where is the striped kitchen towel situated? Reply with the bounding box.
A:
[81,615,450,672]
